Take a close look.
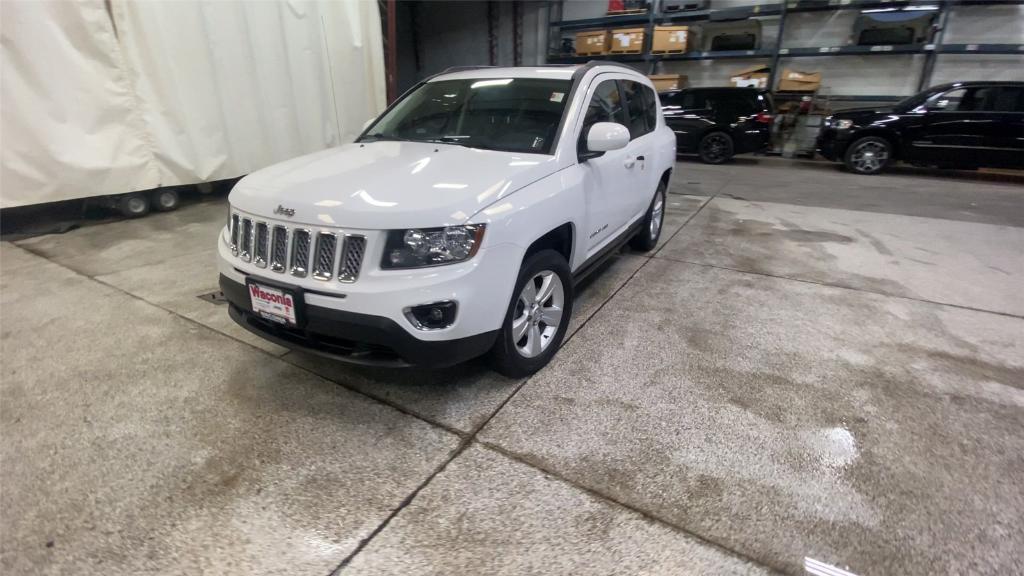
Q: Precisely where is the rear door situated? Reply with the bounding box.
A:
[619,79,660,218]
[983,86,1024,169]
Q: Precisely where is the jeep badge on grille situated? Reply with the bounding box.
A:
[274,204,295,217]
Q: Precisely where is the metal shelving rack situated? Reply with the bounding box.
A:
[546,0,1024,99]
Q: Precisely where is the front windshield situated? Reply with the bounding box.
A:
[360,77,572,154]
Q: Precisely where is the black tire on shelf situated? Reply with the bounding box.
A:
[150,188,181,212]
[843,136,892,175]
[117,193,151,218]
[630,179,667,252]
[488,249,574,378]
[698,131,734,164]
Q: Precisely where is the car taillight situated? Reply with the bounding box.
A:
[754,112,774,124]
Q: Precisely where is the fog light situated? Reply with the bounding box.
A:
[405,301,457,330]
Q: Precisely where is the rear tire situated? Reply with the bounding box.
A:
[843,136,892,175]
[698,131,733,164]
[630,180,667,252]
[150,188,180,212]
[117,193,151,218]
[489,249,573,378]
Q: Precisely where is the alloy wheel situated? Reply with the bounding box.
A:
[650,189,664,240]
[851,141,889,173]
[702,134,730,163]
[512,270,565,359]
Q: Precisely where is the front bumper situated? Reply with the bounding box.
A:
[221,274,498,367]
[816,128,850,161]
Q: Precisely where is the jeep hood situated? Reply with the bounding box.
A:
[229,141,559,229]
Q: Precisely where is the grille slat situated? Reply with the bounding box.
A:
[239,219,253,262]
[312,233,337,280]
[270,226,288,272]
[230,214,240,256]
[338,235,366,283]
[290,229,311,277]
[230,212,364,283]
[254,223,269,268]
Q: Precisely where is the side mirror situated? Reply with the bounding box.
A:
[926,99,950,111]
[582,122,629,160]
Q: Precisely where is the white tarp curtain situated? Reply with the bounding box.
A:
[1,0,386,208]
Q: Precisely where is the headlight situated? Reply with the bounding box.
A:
[835,119,854,130]
[382,224,486,269]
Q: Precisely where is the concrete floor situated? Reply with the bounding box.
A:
[2,157,1022,575]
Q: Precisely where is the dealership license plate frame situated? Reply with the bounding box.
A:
[245,276,304,328]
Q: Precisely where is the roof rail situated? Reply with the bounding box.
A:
[439,65,497,74]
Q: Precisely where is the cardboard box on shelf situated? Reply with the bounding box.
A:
[777,69,822,92]
[575,30,610,56]
[729,64,770,89]
[610,28,645,54]
[652,26,690,54]
[648,74,689,92]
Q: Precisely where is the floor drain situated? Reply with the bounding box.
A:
[197,290,228,305]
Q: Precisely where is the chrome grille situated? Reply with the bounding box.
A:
[253,222,269,268]
[290,229,311,277]
[338,235,366,283]
[230,214,240,256]
[228,212,365,282]
[270,226,288,272]
[239,218,253,262]
[312,233,337,281]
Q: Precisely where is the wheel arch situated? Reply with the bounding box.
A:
[524,222,574,266]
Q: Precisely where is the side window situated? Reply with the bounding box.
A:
[931,87,997,112]
[580,79,625,142]
[641,85,657,129]
[621,80,652,139]
[991,87,1024,112]
[679,92,707,110]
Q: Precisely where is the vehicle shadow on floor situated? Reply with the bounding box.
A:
[276,251,645,434]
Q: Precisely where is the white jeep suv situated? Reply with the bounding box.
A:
[218,62,676,376]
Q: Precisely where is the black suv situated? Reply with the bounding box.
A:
[659,87,775,163]
[817,81,1024,175]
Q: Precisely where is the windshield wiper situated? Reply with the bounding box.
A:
[426,137,501,151]
[359,132,409,143]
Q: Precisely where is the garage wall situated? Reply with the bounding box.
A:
[395,0,549,92]
[559,1,1024,97]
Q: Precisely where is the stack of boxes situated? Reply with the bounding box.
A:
[574,25,690,57]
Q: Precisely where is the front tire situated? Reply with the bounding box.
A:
[630,180,667,252]
[489,249,574,378]
[844,136,892,175]
[698,131,733,164]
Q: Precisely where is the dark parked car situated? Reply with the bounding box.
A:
[817,81,1024,175]
[659,87,774,163]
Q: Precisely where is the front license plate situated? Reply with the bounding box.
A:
[248,282,298,326]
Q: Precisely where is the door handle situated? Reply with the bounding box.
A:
[636,155,645,161]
